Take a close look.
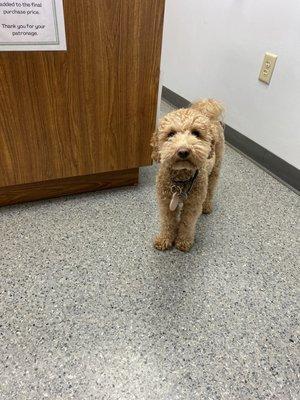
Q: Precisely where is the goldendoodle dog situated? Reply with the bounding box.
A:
[151,99,224,252]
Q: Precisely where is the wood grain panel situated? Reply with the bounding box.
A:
[0,0,165,187]
[0,168,139,207]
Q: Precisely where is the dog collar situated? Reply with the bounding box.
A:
[169,169,199,211]
[172,169,199,186]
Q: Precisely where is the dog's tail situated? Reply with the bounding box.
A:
[191,99,224,121]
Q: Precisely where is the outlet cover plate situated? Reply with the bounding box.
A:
[259,52,278,84]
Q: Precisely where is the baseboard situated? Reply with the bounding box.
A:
[162,86,190,108]
[0,168,139,207]
[162,86,299,193]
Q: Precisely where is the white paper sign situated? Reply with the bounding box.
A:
[0,0,66,51]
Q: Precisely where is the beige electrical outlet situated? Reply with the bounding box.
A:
[259,52,278,84]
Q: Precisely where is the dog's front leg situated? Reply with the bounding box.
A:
[175,203,202,252]
[154,199,178,251]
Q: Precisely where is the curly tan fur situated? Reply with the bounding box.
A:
[152,99,225,252]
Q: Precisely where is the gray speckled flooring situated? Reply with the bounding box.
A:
[0,101,299,400]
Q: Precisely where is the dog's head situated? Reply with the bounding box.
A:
[151,99,223,170]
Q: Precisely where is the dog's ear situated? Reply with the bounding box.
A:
[150,129,160,162]
[191,99,224,122]
[208,138,215,159]
[208,120,221,159]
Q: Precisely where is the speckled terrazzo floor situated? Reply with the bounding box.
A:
[0,102,299,400]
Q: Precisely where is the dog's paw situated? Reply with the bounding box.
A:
[154,235,173,251]
[202,202,213,214]
[175,238,194,252]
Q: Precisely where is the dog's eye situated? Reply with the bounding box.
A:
[167,130,176,138]
[191,130,201,138]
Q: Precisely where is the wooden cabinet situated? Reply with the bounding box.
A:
[0,0,165,206]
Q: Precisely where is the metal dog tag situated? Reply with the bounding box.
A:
[170,192,180,211]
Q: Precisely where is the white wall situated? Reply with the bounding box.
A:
[161,0,300,169]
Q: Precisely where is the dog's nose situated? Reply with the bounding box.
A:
[178,148,190,159]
